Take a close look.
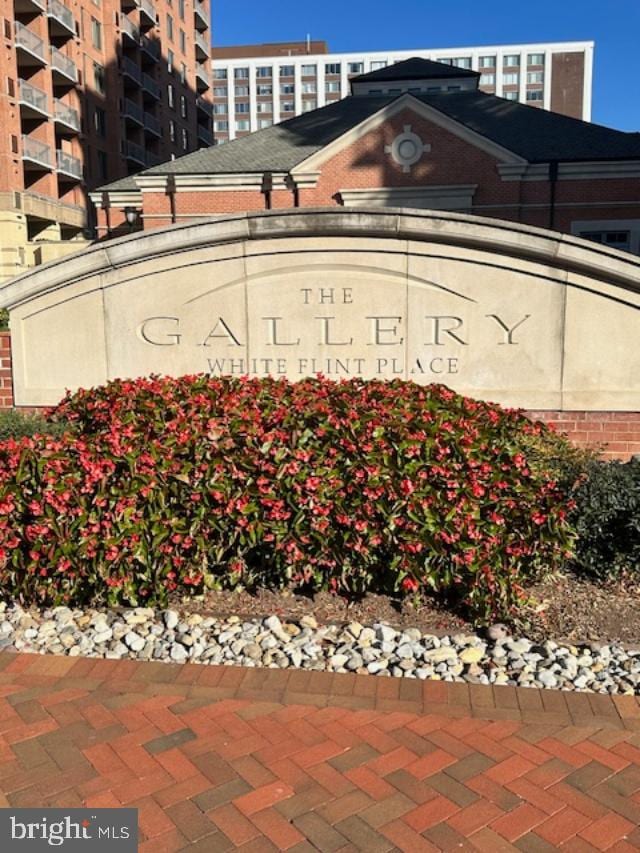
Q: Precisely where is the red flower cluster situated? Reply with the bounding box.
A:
[0,375,574,619]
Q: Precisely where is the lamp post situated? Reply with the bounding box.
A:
[124,206,139,232]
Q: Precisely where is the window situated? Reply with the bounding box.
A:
[213,87,227,97]
[504,90,518,100]
[213,120,228,131]
[479,55,495,67]
[370,61,387,70]
[167,83,174,108]
[94,107,106,136]
[325,62,341,74]
[504,54,520,67]
[302,81,316,93]
[178,0,184,20]
[447,85,461,92]
[580,230,630,250]
[527,71,544,84]
[180,30,186,53]
[213,68,227,79]
[527,53,545,66]
[301,64,316,76]
[258,118,272,128]
[212,103,227,114]
[280,83,295,94]
[93,63,106,94]
[181,128,188,150]
[166,14,173,41]
[439,57,452,65]
[281,101,294,112]
[169,119,176,142]
[257,102,272,113]
[453,57,471,68]
[503,72,519,85]
[234,67,249,79]
[180,63,187,84]
[325,81,340,93]
[91,18,101,50]
[480,74,495,86]
[280,65,294,77]
[348,62,364,74]
[302,99,316,112]
[236,119,250,130]
[235,85,249,96]
[526,89,543,101]
[257,84,272,95]
[256,66,272,77]
[180,94,187,118]
[236,102,249,113]
[168,49,174,74]
[97,150,108,181]
[388,88,401,94]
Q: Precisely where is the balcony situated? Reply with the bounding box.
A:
[145,150,162,167]
[123,97,143,125]
[18,79,49,119]
[142,72,160,100]
[22,135,53,170]
[194,0,209,30]
[195,63,210,92]
[15,23,47,67]
[140,34,160,62]
[50,45,78,83]
[120,14,139,44]
[121,56,142,85]
[197,125,213,146]
[47,0,75,37]
[196,96,213,117]
[54,98,80,132]
[14,0,47,13]
[143,111,161,137]
[56,148,82,180]
[124,140,146,165]
[194,30,209,61]
[139,0,155,26]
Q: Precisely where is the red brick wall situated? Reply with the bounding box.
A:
[0,331,13,410]
[526,411,640,461]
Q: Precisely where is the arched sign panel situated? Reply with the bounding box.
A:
[1,208,639,410]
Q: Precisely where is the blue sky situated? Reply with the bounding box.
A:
[212,0,640,132]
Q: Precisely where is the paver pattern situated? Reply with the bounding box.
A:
[1,652,640,851]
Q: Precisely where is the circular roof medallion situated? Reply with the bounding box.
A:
[384,125,431,173]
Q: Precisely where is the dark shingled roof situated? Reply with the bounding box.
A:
[98,89,640,192]
[352,56,480,82]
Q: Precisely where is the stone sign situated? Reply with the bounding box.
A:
[1,208,639,410]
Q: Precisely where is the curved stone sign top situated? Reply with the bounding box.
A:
[1,207,639,410]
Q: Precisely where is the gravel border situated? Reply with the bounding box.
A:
[2,603,639,695]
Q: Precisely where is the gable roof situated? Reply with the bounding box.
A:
[352,56,480,82]
[97,89,640,193]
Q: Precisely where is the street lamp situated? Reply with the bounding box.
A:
[124,207,139,232]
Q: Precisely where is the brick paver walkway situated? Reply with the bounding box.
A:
[1,653,640,851]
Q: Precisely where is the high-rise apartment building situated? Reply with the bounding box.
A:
[210,41,594,144]
[0,0,212,281]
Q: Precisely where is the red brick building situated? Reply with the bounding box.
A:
[0,0,212,280]
[93,57,640,255]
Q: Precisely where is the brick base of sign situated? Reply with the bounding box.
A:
[0,331,638,459]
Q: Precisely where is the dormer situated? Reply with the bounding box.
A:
[350,56,480,96]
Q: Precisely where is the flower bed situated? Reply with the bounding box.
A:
[0,375,573,619]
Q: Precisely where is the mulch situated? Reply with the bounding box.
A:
[174,570,640,646]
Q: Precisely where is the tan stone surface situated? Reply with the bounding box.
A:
[0,208,638,409]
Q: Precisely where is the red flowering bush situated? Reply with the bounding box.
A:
[0,375,574,620]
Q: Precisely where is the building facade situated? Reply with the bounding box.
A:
[94,57,640,256]
[0,0,212,282]
[210,40,594,144]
